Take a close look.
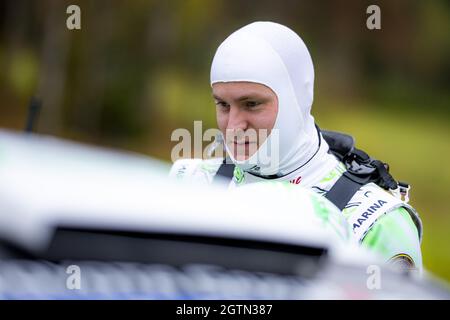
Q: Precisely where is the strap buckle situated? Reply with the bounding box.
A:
[391,181,411,203]
[344,150,376,177]
[399,181,411,203]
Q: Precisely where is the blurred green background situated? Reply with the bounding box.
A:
[0,0,449,281]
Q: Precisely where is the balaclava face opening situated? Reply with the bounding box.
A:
[210,21,319,176]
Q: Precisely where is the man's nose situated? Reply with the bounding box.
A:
[227,106,248,131]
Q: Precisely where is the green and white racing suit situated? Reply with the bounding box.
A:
[170,153,423,274]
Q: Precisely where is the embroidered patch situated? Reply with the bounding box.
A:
[388,253,416,271]
[233,166,245,184]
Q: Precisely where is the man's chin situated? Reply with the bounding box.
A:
[228,143,258,162]
[232,151,258,162]
[234,154,249,161]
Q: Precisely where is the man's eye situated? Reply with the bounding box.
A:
[216,101,229,108]
[245,101,260,108]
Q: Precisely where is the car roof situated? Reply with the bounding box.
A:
[0,129,351,255]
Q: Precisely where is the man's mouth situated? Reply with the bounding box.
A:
[232,140,256,145]
[228,140,258,160]
[234,141,248,145]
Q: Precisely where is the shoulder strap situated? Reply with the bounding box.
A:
[324,172,366,211]
[213,159,235,183]
[323,147,399,211]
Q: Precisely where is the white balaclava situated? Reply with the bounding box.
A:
[210,21,321,177]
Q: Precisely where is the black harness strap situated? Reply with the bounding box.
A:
[324,146,398,211]
[324,172,366,211]
[213,159,235,183]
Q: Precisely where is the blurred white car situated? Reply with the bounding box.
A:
[0,129,448,299]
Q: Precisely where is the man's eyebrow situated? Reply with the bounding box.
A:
[213,94,261,101]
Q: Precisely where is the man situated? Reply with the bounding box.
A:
[169,21,423,273]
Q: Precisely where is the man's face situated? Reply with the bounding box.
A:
[212,81,278,161]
